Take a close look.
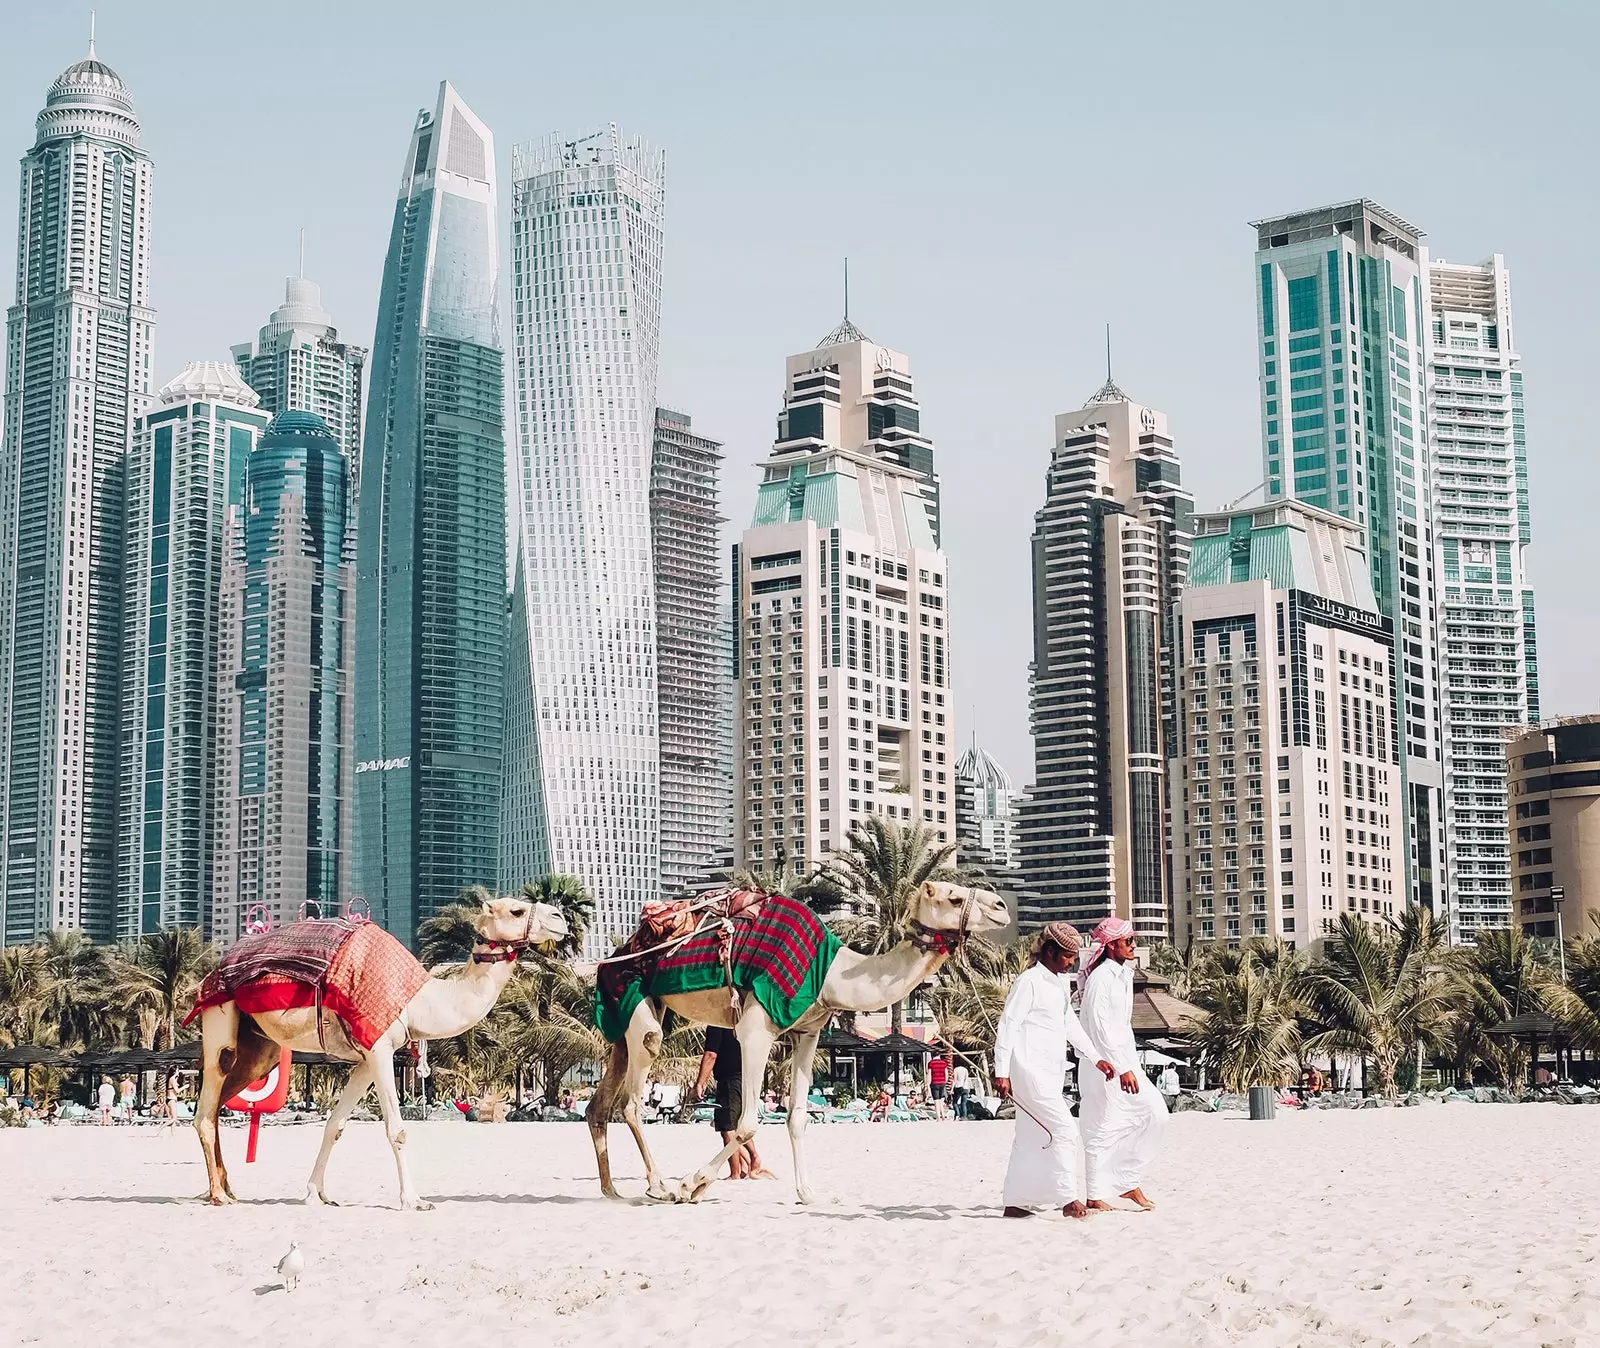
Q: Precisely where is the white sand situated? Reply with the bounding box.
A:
[2,1105,1596,1346]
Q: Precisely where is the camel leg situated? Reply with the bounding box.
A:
[304,1060,374,1206]
[587,1042,629,1199]
[367,1037,430,1211]
[619,1004,671,1201]
[678,1011,776,1204]
[787,1028,822,1204]
[194,1004,239,1205]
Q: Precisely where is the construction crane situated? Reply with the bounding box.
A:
[1220,479,1268,511]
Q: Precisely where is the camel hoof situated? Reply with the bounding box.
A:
[796,1187,815,1205]
[644,1182,671,1202]
[304,1188,337,1207]
[403,1197,435,1212]
[206,1192,235,1207]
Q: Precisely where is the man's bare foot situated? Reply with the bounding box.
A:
[1062,1200,1089,1220]
[1002,1205,1033,1218]
[749,1165,777,1179]
[1122,1187,1155,1210]
[1085,1199,1114,1213]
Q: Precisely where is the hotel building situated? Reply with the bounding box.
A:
[1175,501,1400,947]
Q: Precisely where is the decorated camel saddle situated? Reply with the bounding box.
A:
[187,919,429,1053]
[594,890,840,1043]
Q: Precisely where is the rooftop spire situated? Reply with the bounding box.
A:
[816,257,872,347]
[88,9,96,57]
[299,227,306,279]
[1083,321,1131,406]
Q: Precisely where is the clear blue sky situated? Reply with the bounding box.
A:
[6,0,1596,783]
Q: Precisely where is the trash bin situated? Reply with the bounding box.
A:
[1248,1085,1276,1120]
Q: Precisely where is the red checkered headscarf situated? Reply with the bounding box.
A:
[1080,916,1134,983]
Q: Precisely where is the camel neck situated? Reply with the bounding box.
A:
[408,954,516,1039]
[824,939,943,1014]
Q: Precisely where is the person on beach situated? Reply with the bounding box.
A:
[695,1025,774,1179]
[97,1076,114,1125]
[928,1053,949,1119]
[992,922,1116,1221]
[1078,917,1168,1212]
[951,1059,971,1119]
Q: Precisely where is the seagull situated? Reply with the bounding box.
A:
[277,1241,305,1292]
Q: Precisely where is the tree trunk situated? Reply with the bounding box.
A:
[891,999,904,1037]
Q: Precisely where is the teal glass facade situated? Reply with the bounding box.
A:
[354,84,505,946]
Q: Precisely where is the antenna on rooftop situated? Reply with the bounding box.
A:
[88,9,96,57]
[844,257,850,321]
[1106,323,1113,383]
[298,228,306,279]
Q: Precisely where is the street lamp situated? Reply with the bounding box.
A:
[1552,884,1567,984]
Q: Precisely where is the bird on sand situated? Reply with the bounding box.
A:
[277,1241,305,1292]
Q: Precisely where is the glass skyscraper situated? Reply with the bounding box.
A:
[354,83,506,945]
[1252,200,1444,919]
[501,127,665,954]
[119,363,267,938]
[0,45,156,943]
[213,411,354,941]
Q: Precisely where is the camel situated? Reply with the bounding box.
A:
[193,897,567,1210]
[587,879,1007,1205]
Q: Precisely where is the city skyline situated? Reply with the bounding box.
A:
[5,5,1592,790]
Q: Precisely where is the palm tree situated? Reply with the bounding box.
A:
[1543,914,1600,1050]
[1147,939,1210,1003]
[792,816,962,1034]
[517,874,594,957]
[1443,923,1555,1088]
[417,885,496,968]
[0,944,53,1046]
[495,960,606,1103]
[38,930,110,1050]
[105,929,216,1051]
[1299,910,1455,1097]
[1187,938,1307,1093]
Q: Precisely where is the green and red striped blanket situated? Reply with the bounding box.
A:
[595,894,841,1043]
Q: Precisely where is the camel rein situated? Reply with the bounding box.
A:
[472,907,546,963]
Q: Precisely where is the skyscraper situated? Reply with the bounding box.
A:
[1427,255,1537,939]
[232,264,366,475]
[1176,501,1400,948]
[1252,200,1445,920]
[732,325,954,883]
[1016,380,1191,939]
[118,363,268,938]
[501,127,665,953]
[0,46,155,943]
[213,411,354,941]
[354,84,505,945]
[650,407,732,899]
[955,741,1020,870]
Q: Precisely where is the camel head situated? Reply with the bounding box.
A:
[905,880,1009,954]
[471,896,569,963]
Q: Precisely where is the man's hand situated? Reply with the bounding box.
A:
[994,1077,1012,1100]
[1118,1070,1140,1094]
[1096,1060,1116,1080]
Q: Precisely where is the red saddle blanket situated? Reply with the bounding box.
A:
[187,921,429,1051]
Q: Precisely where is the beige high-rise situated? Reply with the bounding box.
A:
[1505,717,1600,942]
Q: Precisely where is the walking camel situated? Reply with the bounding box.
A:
[191,897,567,1210]
[588,879,1007,1205]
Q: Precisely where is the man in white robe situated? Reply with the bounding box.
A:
[1078,916,1167,1211]
[993,923,1115,1220]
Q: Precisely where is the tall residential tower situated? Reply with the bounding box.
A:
[232,266,366,473]
[651,408,732,898]
[1016,380,1191,938]
[1427,256,1537,939]
[0,47,155,942]
[118,364,267,938]
[354,84,506,945]
[1252,201,1445,920]
[732,325,954,883]
[501,127,666,953]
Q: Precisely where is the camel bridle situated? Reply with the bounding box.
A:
[471,906,542,963]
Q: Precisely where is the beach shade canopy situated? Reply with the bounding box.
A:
[861,1032,935,1056]
[1138,1048,1186,1067]
[0,1044,73,1069]
[817,1027,872,1052]
[1485,1011,1568,1042]
[1131,967,1204,1037]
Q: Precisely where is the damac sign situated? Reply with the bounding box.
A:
[355,756,410,774]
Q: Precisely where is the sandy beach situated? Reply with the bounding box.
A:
[2,1105,1596,1347]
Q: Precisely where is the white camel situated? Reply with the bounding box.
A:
[587,880,1007,1205]
[193,897,567,1210]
